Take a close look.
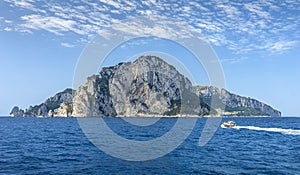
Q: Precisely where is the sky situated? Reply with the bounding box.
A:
[0,0,299,116]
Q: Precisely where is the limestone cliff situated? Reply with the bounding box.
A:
[72,65,119,117]
[72,56,209,116]
[10,106,24,117]
[195,86,281,116]
[10,88,75,117]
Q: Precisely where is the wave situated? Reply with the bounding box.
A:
[232,126,300,135]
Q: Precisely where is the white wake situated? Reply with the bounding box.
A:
[231,126,300,135]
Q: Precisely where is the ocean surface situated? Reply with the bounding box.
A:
[0,117,299,175]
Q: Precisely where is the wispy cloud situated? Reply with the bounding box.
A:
[20,14,85,35]
[244,3,271,19]
[0,0,299,55]
[219,57,249,64]
[61,42,75,48]
[266,40,298,54]
[4,0,46,13]
[4,27,12,31]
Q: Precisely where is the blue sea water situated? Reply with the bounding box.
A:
[0,117,299,175]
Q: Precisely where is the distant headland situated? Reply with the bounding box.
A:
[10,56,281,117]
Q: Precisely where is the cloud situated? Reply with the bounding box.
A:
[266,40,298,54]
[98,0,122,9]
[0,0,299,55]
[61,42,75,48]
[4,20,13,24]
[4,0,46,13]
[219,57,249,64]
[244,3,270,19]
[4,27,12,31]
[20,14,84,35]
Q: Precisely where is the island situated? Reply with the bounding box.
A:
[10,56,281,117]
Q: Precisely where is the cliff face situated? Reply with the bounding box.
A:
[72,66,119,117]
[72,56,208,117]
[195,86,281,116]
[10,56,281,117]
[10,106,24,117]
[10,88,75,117]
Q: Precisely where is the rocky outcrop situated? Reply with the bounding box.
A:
[195,86,281,116]
[72,70,117,117]
[53,103,73,117]
[72,56,207,116]
[109,56,198,116]
[10,106,24,117]
[10,88,75,117]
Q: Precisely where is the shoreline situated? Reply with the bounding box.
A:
[3,115,279,118]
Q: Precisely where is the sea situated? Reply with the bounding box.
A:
[0,117,299,175]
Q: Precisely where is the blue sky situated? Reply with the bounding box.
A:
[0,0,299,116]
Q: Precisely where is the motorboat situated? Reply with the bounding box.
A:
[221,121,236,128]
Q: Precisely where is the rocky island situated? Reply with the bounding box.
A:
[10,56,281,117]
